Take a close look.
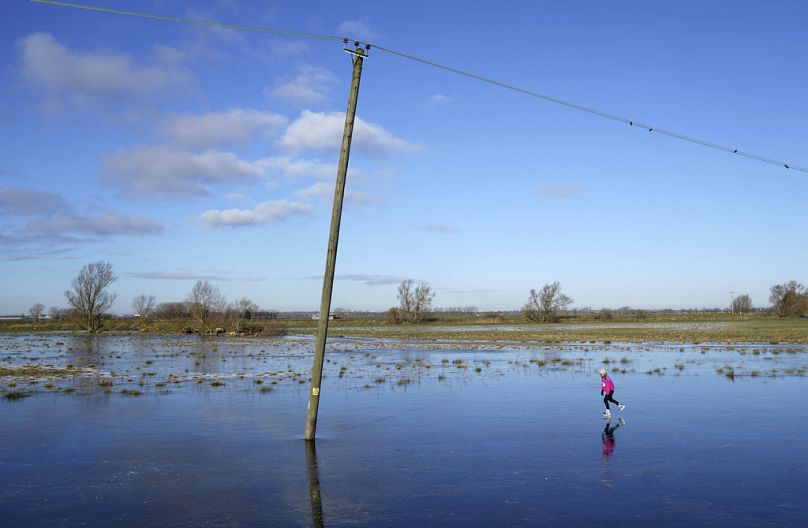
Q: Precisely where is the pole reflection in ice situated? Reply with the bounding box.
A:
[305,441,324,528]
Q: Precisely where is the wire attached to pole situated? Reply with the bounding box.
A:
[29,0,808,173]
[371,44,807,173]
[28,0,345,42]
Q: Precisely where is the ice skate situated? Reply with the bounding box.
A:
[618,403,625,411]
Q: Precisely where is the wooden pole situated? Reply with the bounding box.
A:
[304,47,365,440]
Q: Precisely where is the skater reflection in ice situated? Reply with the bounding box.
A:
[601,418,625,462]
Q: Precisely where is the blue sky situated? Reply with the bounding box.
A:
[1,0,806,314]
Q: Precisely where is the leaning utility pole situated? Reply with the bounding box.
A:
[305,43,367,441]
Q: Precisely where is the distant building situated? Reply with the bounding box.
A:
[310,313,340,320]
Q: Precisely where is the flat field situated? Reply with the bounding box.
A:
[3,314,808,343]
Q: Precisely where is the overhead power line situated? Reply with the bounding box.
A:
[29,0,344,42]
[29,0,808,173]
[371,45,807,173]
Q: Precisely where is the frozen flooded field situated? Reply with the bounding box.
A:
[2,334,807,527]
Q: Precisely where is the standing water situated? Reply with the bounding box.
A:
[1,334,806,526]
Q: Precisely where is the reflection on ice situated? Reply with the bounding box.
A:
[1,334,807,526]
[601,417,625,462]
[306,441,325,528]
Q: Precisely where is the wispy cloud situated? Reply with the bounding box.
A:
[128,270,265,282]
[539,185,582,198]
[0,187,69,216]
[304,273,405,286]
[224,193,252,202]
[102,146,265,198]
[345,191,381,205]
[428,94,452,105]
[296,181,333,200]
[18,32,189,106]
[268,65,335,105]
[0,187,164,260]
[27,213,163,237]
[268,39,309,57]
[258,156,336,180]
[296,182,380,205]
[337,19,381,41]
[0,187,163,237]
[278,110,419,157]
[413,224,462,234]
[164,108,287,148]
[199,199,313,227]
[0,232,79,261]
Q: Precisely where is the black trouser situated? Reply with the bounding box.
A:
[603,390,620,410]
[603,422,621,437]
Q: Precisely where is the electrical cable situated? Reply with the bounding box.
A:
[29,0,808,173]
[28,0,344,42]
[372,44,807,173]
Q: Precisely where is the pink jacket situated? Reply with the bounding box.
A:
[601,376,615,393]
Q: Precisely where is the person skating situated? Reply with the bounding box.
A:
[600,369,625,418]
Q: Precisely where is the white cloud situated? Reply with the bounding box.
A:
[18,32,188,103]
[278,110,418,157]
[258,156,336,180]
[429,94,451,105]
[337,19,381,41]
[200,199,313,227]
[102,146,265,198]
[165,108,287,148]
[269,65,335,105]
[297,181,333,200]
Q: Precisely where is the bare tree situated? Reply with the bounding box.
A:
[29,303,45,322]
[64,261,117,333]
[48,306,64,320]
[523,281,573,323]
[397,280,435,323]
[731,294,753,314]
[132,294,156,320]
[770,281,808,317]
[234,297,259,333]
[237,297,259,320]
[187,280,225,333]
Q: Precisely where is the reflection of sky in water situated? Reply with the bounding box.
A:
[1,335,807,526]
